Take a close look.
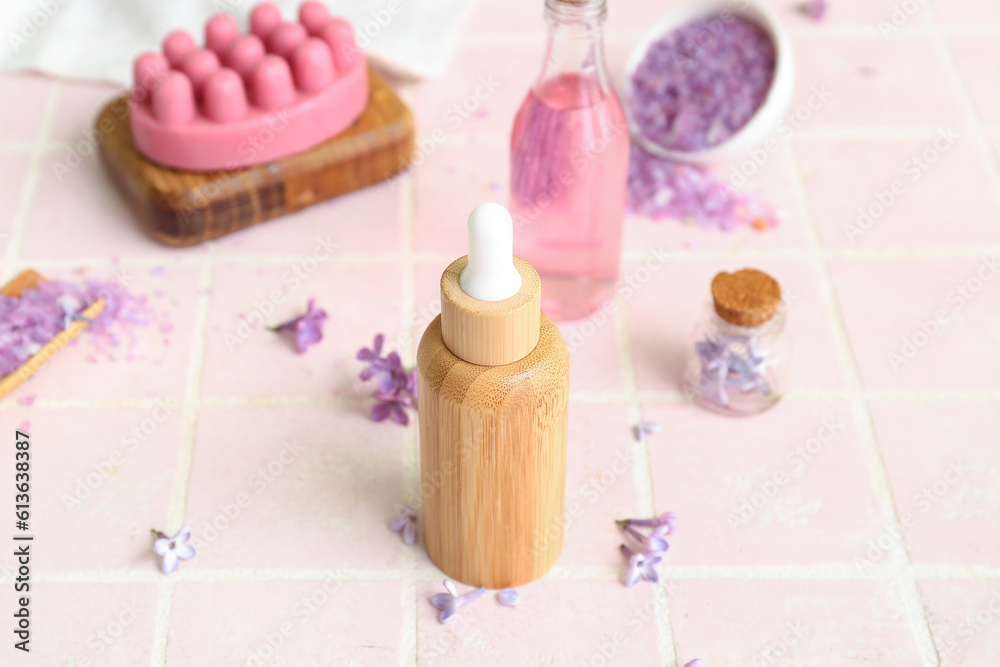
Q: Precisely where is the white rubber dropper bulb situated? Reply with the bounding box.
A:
[459,202,523,302]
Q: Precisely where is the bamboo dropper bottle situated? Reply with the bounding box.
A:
[417,202,570,589]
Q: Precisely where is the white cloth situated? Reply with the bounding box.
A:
[0,0,476,83]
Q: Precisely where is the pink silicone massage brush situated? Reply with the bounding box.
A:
[128,1,369,172]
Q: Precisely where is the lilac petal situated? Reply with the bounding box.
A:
[390,404,410,426]
[439,607,457,623]
[161,550,179,575]
[371,333,384,356]
[431,593,454,611]
[153,538,171,556]
[370,401,392,422]
[625,562,641,587]
[460,588,487,604]
[402,521,417,545]
[174,543,196,560]
[443,579,458,596]
[173,527,192,544]
[388,514,407,531]
[684,661,704,667]
[497,589,520,607]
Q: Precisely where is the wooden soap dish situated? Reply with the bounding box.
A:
[98,68,414,247]
[0,270,105,401]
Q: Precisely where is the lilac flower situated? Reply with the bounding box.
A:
[152,527,196,575]
[694,333,773,408]
[497,589,520,607]
[684,661,704,667]
[633,421,661,443]
[357,334,409,393]
[621,544,662,586]
[625,524,671,554]
[272,299,328,353]
[617,511,677,534]
[431,579,486,623]
[389,504,418,545]
[357,333,418,426]
[371,390,413,425]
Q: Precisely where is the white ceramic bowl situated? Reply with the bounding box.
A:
[624,0,795,167]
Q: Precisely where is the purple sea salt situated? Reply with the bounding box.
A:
[629,15,776,152]
[627,146,779,231]
[0,279,151,379]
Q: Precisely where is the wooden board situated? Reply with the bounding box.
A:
[0,271,105,401]
[98,68,415,247]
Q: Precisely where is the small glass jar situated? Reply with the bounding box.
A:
[683,270,790,416]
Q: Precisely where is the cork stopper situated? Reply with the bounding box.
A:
[711,268,782,327]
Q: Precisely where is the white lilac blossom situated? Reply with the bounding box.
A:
[272,298,328,353]
[431,579,486,623]
[152,527,196,575]
[496,589,520,607]
[633,421,661,443]
[388,504,418,545]
[621,545,662,586]
[694,332,773,408]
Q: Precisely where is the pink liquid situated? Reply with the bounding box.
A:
[510,73,630,322]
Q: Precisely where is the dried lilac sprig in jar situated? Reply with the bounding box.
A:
[683,269,789,416]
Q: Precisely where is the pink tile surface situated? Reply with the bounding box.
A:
[798,135,1000,250]
[871,402,1000,566]
[645,401,884,566]
[921,579,1000,666]
[948,34,1000,127]
[0,407,181,573]
[670,579,927,664]
[416,579,660,665]
[830,258,1000,391]
[168,581,402,665]
[184,404,406,570]
[19,583,159,667]
[3,0,1000,661]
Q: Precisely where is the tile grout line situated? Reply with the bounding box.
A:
[612,302,678,666]
[784,145,940,666]
[0,80,61,285]
[149,262,215,667]
[398,173,419,667]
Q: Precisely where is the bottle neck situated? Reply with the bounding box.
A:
[536,0,612,100]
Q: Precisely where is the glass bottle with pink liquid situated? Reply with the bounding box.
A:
[510,0,629,322]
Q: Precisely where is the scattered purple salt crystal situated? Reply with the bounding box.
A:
[431,579,486,623]
[633,420,660,443]
[628,15,776,152]
[272,298,327,353]
[627,147,778,232]
[151,526,196,575]
[389,504,418,545]
[497,589,520,607]
[621,544,662,586]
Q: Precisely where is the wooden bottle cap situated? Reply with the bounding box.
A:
[440,255,541,366]
[711,268,782,327]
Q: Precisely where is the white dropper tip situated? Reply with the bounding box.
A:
[459,202,523,302]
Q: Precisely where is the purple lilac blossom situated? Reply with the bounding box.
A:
[629,15,776,152]
[388,504,418,545]
[497,589,520,607]
[633,420,661,443]
[621,545,663,586]
[695,332,772,408]
[273,298,328,353]
[152,527,196,575]
[431,579,486,623]
[618,512,677,533]
[684,661,704,667]
[358,333,418,426]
